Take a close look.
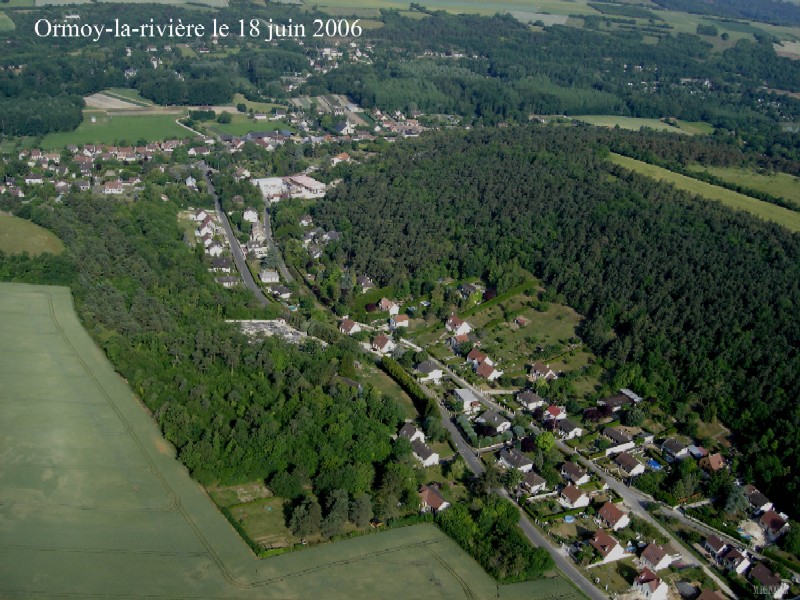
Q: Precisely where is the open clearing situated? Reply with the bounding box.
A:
[41,112,190,148]
[687,164,800,209]
[0,282,582,599]
[0,11,15,31]
[609,153,800,233]
[574,116,712,135]
[0,214,64,256]
[85,92,144,110]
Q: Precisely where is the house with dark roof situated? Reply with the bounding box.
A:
[696,590,725,600]
[699,453,725,473]
[556,419,584,440]
[631,568,668,600]
[371,334,396,354]
[745,485,773,513]
[640,542,679,572]
[662,438,689,462]
[476,410,511,435]
[411,440,439,467]
[749,563,788,599]
[418,485,450,513]
[561,461,590,485]
[591,529,626,563]
[521,471,547,495]
[445,315,472,336]
[416,360,443,384]
[615,452,645,477]
[598,393,633,412]
[598,501,630,531]
[603,427,636,455]
[398,423,425,444]
[720,547,750,575]
[498,448,533,473]
[339,318,361,335]
[760,510,789,541]
[704,535,728,559]
[517,390,544,411]
[530,362,557,382]
[560,484,589,509]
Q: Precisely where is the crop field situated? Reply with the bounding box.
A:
[687,165,800,209]
[0,213,64,256]
[609,153,800,233]
[574,116,712,135]
[0,282,583,599]
[41,111,190,148]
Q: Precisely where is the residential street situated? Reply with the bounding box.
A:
[204,172,270,306]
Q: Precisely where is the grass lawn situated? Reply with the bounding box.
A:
[0,282,581,600]
[230,93,287,113]
[102,87,156,107]
[0,213,64,256]
[687,164,800,209]
[610,153,800,233]
[206,114,292,137]
[42,112,190,148]
[360,362,419,420]
[584,557,638,594]
[573,116,712,135]
[0,11,15,31]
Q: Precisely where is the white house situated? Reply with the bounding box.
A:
[720,547,750,575]
[418,485,450,513]
[498,448,533,473]
[453,388,483,414]
[640,543,679,572]
[339,318,362,335]
[445,315,472,336]
[378,297,399,316]
[561,461,591,486]
[390,314,409,329]
[398,423,425,444]
[259,269,280,283]
[476,410,511,435]
[560,484,590,509]
[192,209,209,222]
[632,568,669,600]
[522,472,547,495]
[207,243,224,257]
[243,208,259,223]
[556,419,584,440]
[598,501,631,531]
[411,440,439,467]
[591,529,626,563]
[517,390,545,411]
[371,334,396,355]
[615,452,646,477]
[416,360,443,384]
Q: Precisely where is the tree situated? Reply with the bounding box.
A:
[289,496,322,538]
[349,493,373,528]
[236,103,247,113]
[321,489,350,538]
[535,431,555,453]
[622,405,645,427]
[217,111,232,124]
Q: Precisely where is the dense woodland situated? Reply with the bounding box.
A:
[651,0,800,26]
[312,125,800,512]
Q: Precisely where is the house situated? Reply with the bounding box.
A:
[591,529,626,563]
[243,208,259,223]
[640,543,678,572]
[371,334,396,354]
[749,563,789,599]
[271,285,292,300]
[476,410,511,435]
[704,535,728,559]
[699,453,725,473]
[416,360,443,384]
[476,361,503,381]
[418,485,450,513]
[300,214,314,227]
[604,427,633,446]
[530,362,558,382]
[517,390,545,411]
[398,423,425,444]
[209,257,232,273]
[760,510,789,541]
[696,590,725,600]
[598,502,630,531]
[285,174,326,198]
[390,314,409,329]
[543,405,566,421]
[556,419,583,440]
[561,461,590,485]
[214,276,239,288]
[662,438,689,462]
[498,448,533,473]
[259,269,280,284]
[720,547,750,575]
[453,388,483,414]
[445,315,472,336]
[207,243,224,257]
[598,393,634,412]
[460,282,482,298]
[632,568,669,600]
[24,174,43,185]
[339,318,361,335]
[411,440,439,467]
[560,484,590,509]
[378,298,399,316]
[331,152,351,165]
[522,471,547,495]
[688,445,709,460]
[356,275,374,292]
[745,485,773,513]
[615,452,646,477]
[193,209,209,222]
[185,176,197,189]
[103,180,124,195]
[467,348,492,368]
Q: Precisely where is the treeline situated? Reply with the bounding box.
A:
[312,125,800,513]
[651,0,800,26]
[0,250,76,285]
[0,95,83,137]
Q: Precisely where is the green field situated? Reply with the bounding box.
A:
[610,153,800,233]
[0,213,64,256]
[574,116,712,135]
[229,93,286,113]
[41,112,190,148]
[0,11,15,30]
[102,87,157,107]
[207,113,292,137]
[309,0,600,17]
[687,165,800,209]
[0,282,584,599]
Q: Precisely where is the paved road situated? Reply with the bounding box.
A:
[560,442,736,598]
[424,355,510,415]
[204,172,269,307]
[263,204,294,284]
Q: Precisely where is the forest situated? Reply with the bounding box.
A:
[651,0,800,26]
[311,125,800,513]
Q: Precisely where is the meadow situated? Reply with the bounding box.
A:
[687,164,800,209]
[0,213,64,256]
[0,11,15,30]
[609,153,800,233]
[574,116,712,135]
[41,111,190,148]
[0,282,582,600]
[207,113,293,137]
